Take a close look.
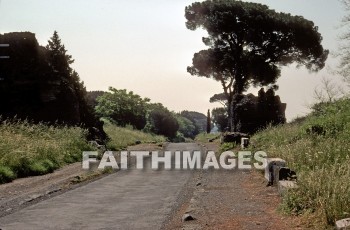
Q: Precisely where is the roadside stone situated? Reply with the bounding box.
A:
[45,188,62,195]
[264,158,286,184]
[278,181,298,195]
[336,218,350,229]
[221,132,249,144]
[182,214,196,222]
[241,137,249,148]
[278,167,297,181]
[24,194,43,203]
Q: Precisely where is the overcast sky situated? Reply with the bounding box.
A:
[0,0,346,120]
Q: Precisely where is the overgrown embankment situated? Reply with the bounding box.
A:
[103,119,165,150]
[0,119,167,184]
[251,98,350,227]
[0,120,94,184]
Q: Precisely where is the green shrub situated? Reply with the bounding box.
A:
[0,165,16,183]
[220,142,237,152]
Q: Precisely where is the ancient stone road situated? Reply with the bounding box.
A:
[0,143,200,230]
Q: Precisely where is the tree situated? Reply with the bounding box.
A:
[211,107,228,132]
[45,31,82,124]
[145,103,179,139]
[210,93,228,107]
[176,115,196,139]
[86,91,105,109]
[338,0,350,86]
[95,87,150,130]
[185,0,328,131]
[46,31,74,77]
[313,77,344,103]
[180,110,207,134]
[206,109,211,133]
[0,31,106,140]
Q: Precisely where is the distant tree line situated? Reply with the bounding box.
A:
[210,88,286,134]
[89,88,207,140]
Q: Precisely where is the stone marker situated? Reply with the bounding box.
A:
[221,132,249,144]
[182,214,196,222]
[278,181,298,195]
[241,137,249,148]
[264,158,286,183]
[277,167,297,181]
[336,218,350,229]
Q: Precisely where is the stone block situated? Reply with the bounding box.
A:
[241,137,249,148]
[264,158,286,182]
[336,218,350,229]
[278,181,298,195]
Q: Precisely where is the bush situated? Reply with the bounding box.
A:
[0,166,16,183]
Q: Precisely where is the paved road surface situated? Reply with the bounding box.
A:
[0,143,201,230]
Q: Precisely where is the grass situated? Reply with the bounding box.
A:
[0,120,95,184]
[195,132,221,143]
[0,118,165,184]
[250,98,350,228]
[103,119,166,150]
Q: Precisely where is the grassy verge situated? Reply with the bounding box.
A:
[103,119,166,150]
[0,120,95,184]
[250,98,350,228]
[195,132,221,143]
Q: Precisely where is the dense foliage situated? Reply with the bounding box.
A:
[180,110,207,135]
[211,107,228,132]
[95,89,205,140]
[145,104,179,139]
[0,31,105,140]
[95,87,150,130]
[176,115,196,139]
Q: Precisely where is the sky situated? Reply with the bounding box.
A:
[0,0,347,120]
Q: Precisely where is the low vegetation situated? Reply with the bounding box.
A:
[0,120,95,184]
[251,98,350,227]
[0,118,166,184]
[103,119,166,150]
[195,132,220,143]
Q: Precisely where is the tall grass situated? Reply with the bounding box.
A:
[195,132,220,143]
[0,120,94,184]
[251,98,350,227]
[103,119,166,150]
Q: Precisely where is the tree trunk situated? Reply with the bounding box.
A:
[227,98,234,132]
[206,109,211,134]
[231,94,243,132]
